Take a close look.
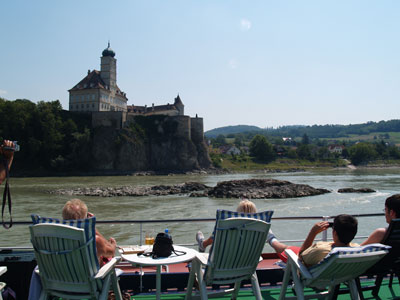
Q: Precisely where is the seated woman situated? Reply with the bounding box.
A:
[268,214,358,267]
[196,199,257,252]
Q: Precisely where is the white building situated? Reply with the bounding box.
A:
[69,43,128,112]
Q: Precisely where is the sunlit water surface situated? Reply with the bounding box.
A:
[2,168,400,251]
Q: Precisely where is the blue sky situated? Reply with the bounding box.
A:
[1,1,399,131]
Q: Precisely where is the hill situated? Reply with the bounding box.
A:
[205,125,263,138]
[205,120,400,143]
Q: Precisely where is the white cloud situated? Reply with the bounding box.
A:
[0,89,7,96]
[240,19,252,31]
[228,59,238,69]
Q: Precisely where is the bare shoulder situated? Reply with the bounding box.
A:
[361,227,387,245]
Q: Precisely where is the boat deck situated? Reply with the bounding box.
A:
[118,253,284,294]
[127,277,400,299]
[117,253,400,299]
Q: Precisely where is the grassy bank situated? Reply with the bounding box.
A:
[211,154,400,172]
[212,154,348,172]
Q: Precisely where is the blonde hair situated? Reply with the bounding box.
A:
[237,199,257,213]
[62,199,88,220]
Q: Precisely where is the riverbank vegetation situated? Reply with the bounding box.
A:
[207,124,400,170]
[1,98,400,175]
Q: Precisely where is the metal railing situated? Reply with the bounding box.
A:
[6,212,384,249]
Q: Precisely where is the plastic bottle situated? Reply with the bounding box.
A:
[165,228,171,239]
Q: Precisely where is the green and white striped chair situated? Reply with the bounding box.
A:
[186,217,271,300]
[279,243,390,300]
[30,216,122,300]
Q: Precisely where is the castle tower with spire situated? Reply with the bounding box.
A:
[100,42,117,89]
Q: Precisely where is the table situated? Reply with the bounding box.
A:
[0,266,7,300]
[122,245,197,300]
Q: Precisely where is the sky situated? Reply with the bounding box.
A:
[1,1,399,131]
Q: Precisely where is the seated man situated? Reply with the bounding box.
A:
[29,199,119,300]
[62,199,117,266]
[0,140,15,185]
[361,194,400,245]
[269,214,358,267]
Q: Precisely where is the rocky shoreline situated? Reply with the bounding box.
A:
[51,178,333,199]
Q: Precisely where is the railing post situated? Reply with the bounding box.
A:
[322,216,329,241]
[139,222,143,246]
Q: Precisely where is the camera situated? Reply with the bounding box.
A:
[2,141,20,152]
[328,222,334,228]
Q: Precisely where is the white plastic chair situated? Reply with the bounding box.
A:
[30,223,122,300]
[279,244,390,300]
[186,217,270,300]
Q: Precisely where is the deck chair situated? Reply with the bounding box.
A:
[30,223,123,300]
[186,217,271,300]
[359,218,400,297]
[279,244,390,300]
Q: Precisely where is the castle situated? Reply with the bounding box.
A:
[68,44,204,141]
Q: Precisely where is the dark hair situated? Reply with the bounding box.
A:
[333,214,358,244]
[385,194,400,218]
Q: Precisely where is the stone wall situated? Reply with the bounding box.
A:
[171,115,191,140]
[190,117,204,143]
[92,111,126,129]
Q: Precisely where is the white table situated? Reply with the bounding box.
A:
[0,266,7,300]
[122,245,197,300]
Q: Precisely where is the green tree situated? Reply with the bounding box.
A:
[302,133,310,145]
[287,148,298,159]
[249,135,275,162]
[234,136,243,147]
[388,145,400,159]
[297,144,311,160]
[317,147,330,160]
[349,143,378,165]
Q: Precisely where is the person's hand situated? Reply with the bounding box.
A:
[310,221,330,236]
[0,140,15,160]
[87,212,94,218]
[109,237,117,247]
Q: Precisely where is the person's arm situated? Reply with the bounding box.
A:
[361,228,386,246]
[95,229,117,258]
[299,221,329,254]
[0,140,15,185]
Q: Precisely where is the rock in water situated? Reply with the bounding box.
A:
[51,179,329,199]
[338,188,376,193]
[206,179,330,199]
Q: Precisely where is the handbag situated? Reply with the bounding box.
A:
[141,232,186,259]
[152,232,174,258]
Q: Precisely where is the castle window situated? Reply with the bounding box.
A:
[92,104,94,108]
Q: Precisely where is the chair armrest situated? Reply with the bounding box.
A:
[95,256,121,279]
[195,253,209,265]
[284,249,312,279]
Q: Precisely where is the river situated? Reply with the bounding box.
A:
[2,168,400,250]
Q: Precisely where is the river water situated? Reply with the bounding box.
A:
[2,168,400,250]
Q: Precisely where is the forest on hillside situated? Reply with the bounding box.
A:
[0,98,92,173]
[206,120,400,139]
